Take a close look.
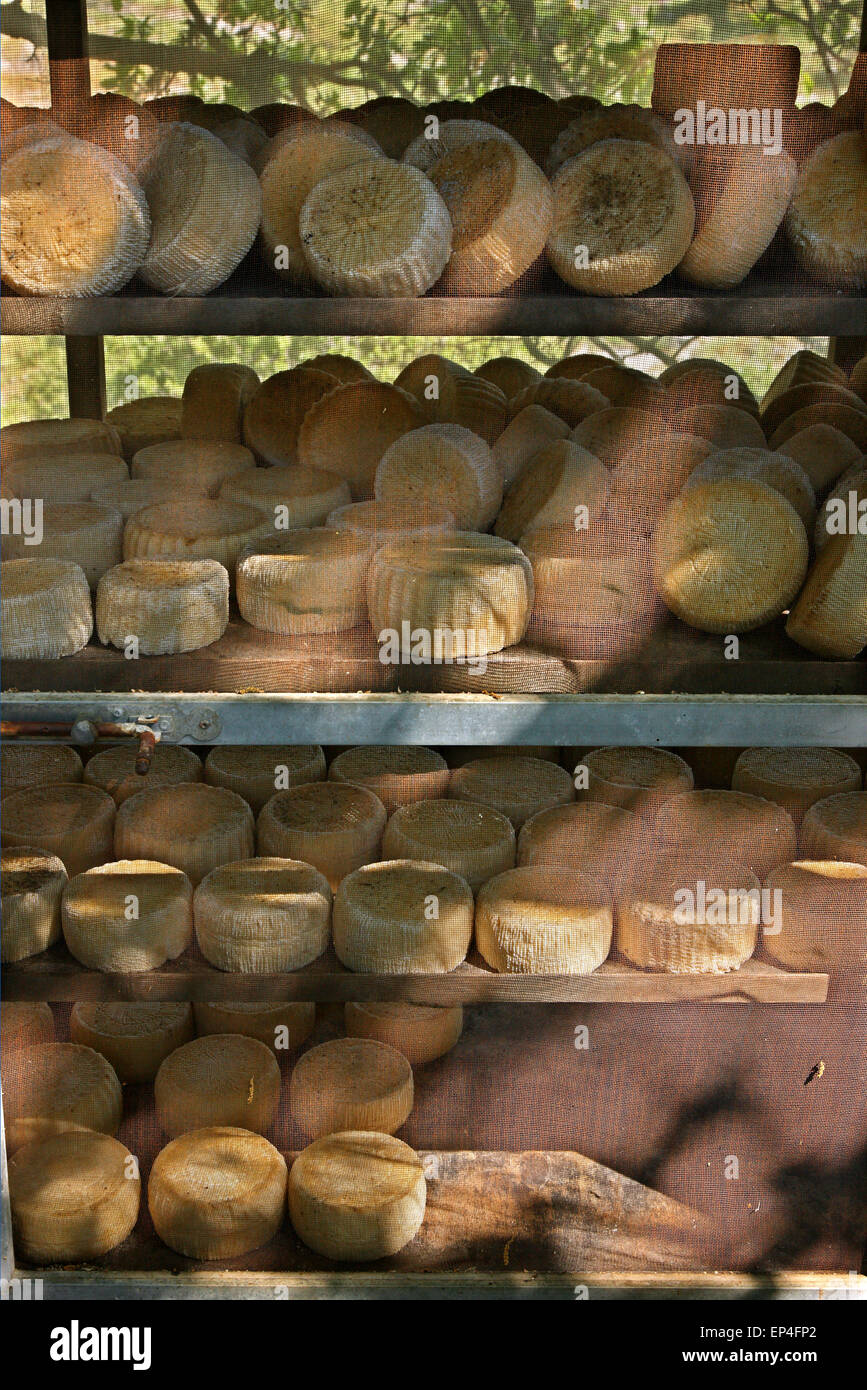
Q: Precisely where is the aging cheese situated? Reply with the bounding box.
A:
[762,860,867,972]
[1,502,124,588]
[9,1131,140,1263]
[517,801,641,892]
[193,1001,316,1052]
[105,396,182,459]
[732,747,862,825]
[155,1034,281,1137]
[2,783,115,876]
[62,859,193,971]
[4,1041,123,1139]
[123,499,274,577]
[491,405,570,489]
[325,499,456,548]
[375,424,502,531]
[194,856,331,972]
[96,558,229,655]
[382,798,515,892]
[70,1002,194,1082]
[616,857,761,973]
[786,534,867,659]
[448,754,574,830]
[344,1002,463,1065]
[654,789,798,880]
[1,847,66,963]
[257,782,387,890]
[205,744,326,814]
[297,380,425,500]
[476,865,613,973]
[1,558,93,659]
[333,858,473,973]
[328,745,450,815]
[84,741,203,807]
[181,364,260,444]
[289,1037,414,1140]
[1,742,83,798]
[220,465,351,526]
[114,783,255,886]
[131,439,255,498]
[800,791,867,863]
[577,746,694,818]
[236,527,371,635]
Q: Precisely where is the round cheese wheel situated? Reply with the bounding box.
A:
[220,464,351,525]
[383,798,515,892]
[578,746,694,818]
[193,1001,316,1052]
[762,860,867,971]
[242,367,339,469]
[0,1001,54,1053]
[0,416,121,462]
[2,452,128,505]
[290,1038,414,1141]
[155,1034,280,1138]
[684,447,816,530]
[328,745,450,815]
[732,747,862,825]
[288,1130,426,1260]
[1,742,83,799]
[777,424,863,494]
[326,499,456,549]
[786,534,867,660]
[491,405,570,489]
[344,1001,463,1065]
[1,558,93,660]
[800,792,867,863]
[674,404,766,451]
[96,558,230,655]
[517,801,640,892]
[448,755,575,829]
[10,1131,140,1264]
[149,1127,287,1260]
[1,502,124,589]
[130,438,255,499]
[70,1002,194,1082]
[1,783,115,877]
[195,856,331,972]
[62,859,193,971]
[654,789,798,880]
[476,865,613,973]
[105,396,182,459]
[334,858,473,973]
[114,783,255,886]
[4,1041,123,1139]
[204,744,326,815]
[84,742,203,806]
[236,527,372,635]
[181,364,260,445]
[616,857,761,974]
[257,782,386,890]
[785,132,867,288]
[297,380,426,500]
[89,478,181,519]
[1,846,66,962]
[123,498,273,578]
[375,423,502,531]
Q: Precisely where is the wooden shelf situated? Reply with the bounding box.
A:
[3,616,864,697]
[1,947,829,1004]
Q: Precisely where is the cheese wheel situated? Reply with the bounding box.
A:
[655,789,798,880]
[448,755,574,830]
[679,147,798,288]
[288,1131,425,1261]
[123,499,274,577]
[258,782,387,890]
[195,856,331,972]
[62,858,193,970]
[476,865,612,973]
[0,1002,54,1053]
[786,534,867,659]
[476,357,541,400]
[652,42,800,118]
[0,417,121,462]
[507,378,609,429]
[784,133,867,288]
[0,450,127,505]
[90,478,178,519]
[70,1003,194,1082]
[131,439,255,498]
[569,406,665,466]
[801,792,867,863]
[96,558,230,655]
[684,447,816,530]
[138,122,262,295]
[290,1038,413,1140]
[84,742,203,807]
[155,1034,280,1137]
[298,381,425,500]
[333,858,473,973]
[770,402,867,453]
[368,531,534,657]
[517,801,640,892]
[105,396,182,459]
[115,783,255,886]
[220,465,351,525]
[383,799,515,893]
[299,158,452,298]
[762,860,867,971]
[732,748,862,826]
[149,1127,287,1259]
[299,353,375,385]
[582,365,667,415]
[491,405,570,489]
[205,745,326,815]
[777,425,863,494]
[445,744,560,768]
[181,364,260,444]
[1,131,150,296]
[761,383,867,439]
[427,138,553,294]
[236,527,371,635]
[328,745,450,814]
[546,139,695,294]
[1,558,93,659]
[659,360,759,416]
[258,121,382,282]
[396,363,507,444]
[1,846,66,963]
[375,424,501,531]
[242,368,339,469]
[652,479,809,634]
[2,502,123,588]
[815,464,867,551]
[4,1041,122,1137]
[344,97,425,160]
[576,746,694,818]
[401,117,517,172]
[547,104,683,175]
[493,439,609,541]
[10,1131,140,1264]
[616,858,761,974]
[2,783,114,876]
[344,1002,463,1065]
[1,742,82,798]
[193,1001,316,1052]
[674,404,766,451]
[763,350,848,410]
[326,499,456,548]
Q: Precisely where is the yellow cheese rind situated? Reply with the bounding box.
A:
[289,1038,414,1141]
[193,1001,316,1052]
[448,755,575,830]
[155,1034,281,1137]
[1,742,83,799]
[1,558,93,659]
[578,746,694,818]
[194,856,332,972]
[732,747,862,826]
[61,859,193,971]
[616,858,761,974]
[762,860,867,971]
[114,783,255,886]
[328,745,450,815]
[333,858,473,973]
[475,865,613,974]
[257,782,387,890]
[654,789,798,881]
[9,1131,140,1263]
[4,1041,123,1138]
[83,741,204,806]
[382,798,515,893]
[204,744,326,814]
[800,791,867,863]
[1,783,115,876]
[344,1001,463,1065]
[69,1002,194,1082]
[1,846,67,963]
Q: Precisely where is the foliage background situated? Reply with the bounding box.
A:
[0,2,857,420]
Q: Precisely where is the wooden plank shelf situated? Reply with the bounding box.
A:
[1,947,829,1004]
[2,617,864,697]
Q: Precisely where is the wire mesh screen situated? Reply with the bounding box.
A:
[1,739,866,1277]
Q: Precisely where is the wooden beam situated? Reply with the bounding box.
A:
[64,336,106,419]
